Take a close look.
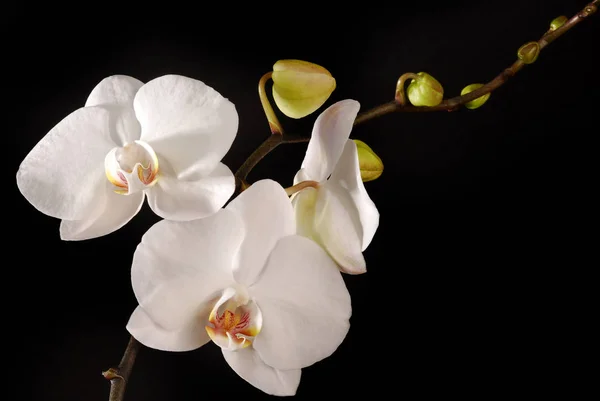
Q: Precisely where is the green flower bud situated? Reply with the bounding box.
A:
[271,59,336,119]
[518,42,540,64]
[354,139,383,182]
[406,72,444,107]
[550,16,568,31]
[460,83,491,110]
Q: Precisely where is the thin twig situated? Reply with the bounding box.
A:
[103,336,141,401]
[234,134,309,188]
[354,1,598,124]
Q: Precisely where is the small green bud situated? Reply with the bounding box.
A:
[354,139,383,182]
[518,42,540,64]
[406,72,444,107]
[550,16,568,31]
[271,59,336,119]
[460,83,491,110]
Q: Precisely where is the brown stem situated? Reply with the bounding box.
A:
[235,2,597,183]
[354,1,598,125]
[103,336,141,401]
[234,134,309,190]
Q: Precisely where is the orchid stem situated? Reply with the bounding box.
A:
[258,72,284,135]
[103,336,141,401]
[234,134,309,193]
[234,1,598,189]
[354,1,598,124]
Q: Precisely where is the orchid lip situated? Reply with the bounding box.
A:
[205,287,262,351]
[105,140,159,195]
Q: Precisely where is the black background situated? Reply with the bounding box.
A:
[8,1,597,400]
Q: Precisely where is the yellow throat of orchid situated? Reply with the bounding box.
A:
[104,140,159,195]
[205,287,262,351]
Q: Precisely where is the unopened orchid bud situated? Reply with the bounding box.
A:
[354,139,383,182]
[461,83,491,110]
[518,42,540,64]
[271,59,336,119]
[550,16,568,31]
[406,72,444,107]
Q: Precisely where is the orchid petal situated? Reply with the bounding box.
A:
[252,235,351,370]
[60,180,144,240]
[131,209,243,331]
[222,348,301,396]
[85,75,144,107]
[314,183,366,274]
[291,187,318,240]
[134,75,238,179]
[85,75,144,146]
[292,168,312,185]
[329,140,379,250]
[146,162,234,221]
[127,306,211,352]
[16,106,117,220]
[226,180,295,287]
[297,100,360,183]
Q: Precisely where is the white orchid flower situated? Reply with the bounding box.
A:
[292,99,379,274]
[16,75,238,240]
[127,179,351,396]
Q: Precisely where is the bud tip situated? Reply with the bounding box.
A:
[271,59,336,119]
[460,83,491,110]
[550,16,568,31]
[518,42,540,64]
[406,72,444,107]
[354,139,384,182]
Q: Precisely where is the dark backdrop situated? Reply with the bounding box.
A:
[8,1,597,400]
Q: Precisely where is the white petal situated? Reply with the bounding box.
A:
[329,140,379,250]
[60,180,144,240]
[16,106,117,220]
[251,235,351,370]
[134,75,238,179]
[292,168,312,185]
[222,348,301,396]
[131,209,243,331]
[145,162,234,221]
[291,187,318,239]
[85,75,144,107]
[127,306,210,352]
[225,180,295,287]
[298,99,360,183]
[314,184,366,274]
[85,75,144,146]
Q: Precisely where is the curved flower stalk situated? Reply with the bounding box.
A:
[16,75,238,240]
[127,180,351,396]
[292,100,380,274]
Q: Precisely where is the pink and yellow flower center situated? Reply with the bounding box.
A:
[104,140,159,195]
[205,287,262,351]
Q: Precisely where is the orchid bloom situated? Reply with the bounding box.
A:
[292,99,379,274]
[127,179,351,396]
[16,75,238,240]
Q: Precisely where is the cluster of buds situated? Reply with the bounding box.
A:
[262,59,384,182]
